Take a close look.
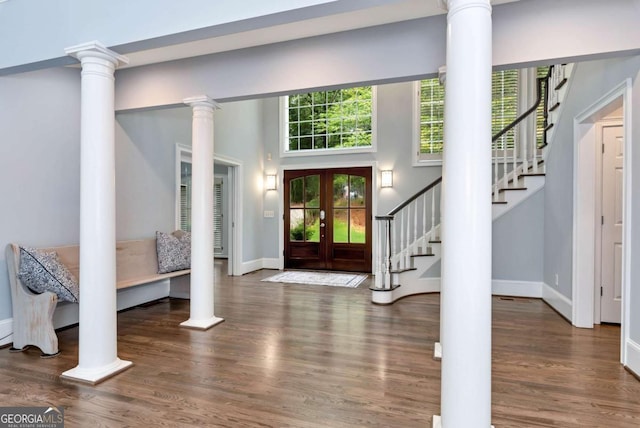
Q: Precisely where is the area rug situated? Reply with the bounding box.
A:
[261,271,368,288]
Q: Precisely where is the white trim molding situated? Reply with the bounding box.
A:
[572,78,632,364]
[492,279,543,298]
[625,338,640,378]
[542,282,573,322]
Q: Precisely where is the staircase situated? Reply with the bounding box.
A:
[371,64,573,304]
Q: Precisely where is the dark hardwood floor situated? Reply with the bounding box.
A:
[1,261,639,427]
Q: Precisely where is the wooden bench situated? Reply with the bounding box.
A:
[5,239,190,357]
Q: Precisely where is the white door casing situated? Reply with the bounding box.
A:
[600,124,623,323]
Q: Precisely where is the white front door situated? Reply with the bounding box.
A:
[600,124,623,323]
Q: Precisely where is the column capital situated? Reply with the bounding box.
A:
[183,95,221,110]
[439,0,492,14]
[65,41,129,67]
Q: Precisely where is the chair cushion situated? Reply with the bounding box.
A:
[18,247,80,303]
[156,230,191,274]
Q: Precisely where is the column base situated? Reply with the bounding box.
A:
[61,358,133,385]
[180,316,224,330]
[434,342,442,360]
[432,416,494,428]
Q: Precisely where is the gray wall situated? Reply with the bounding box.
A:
[115,99,266,266]
[112,0,640,111]
[493,189,544,281]
[115,108,192,239]
[0,67,81,320]
[261,81,443,260]
[543,56,640,299]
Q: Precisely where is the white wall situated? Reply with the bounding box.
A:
[0,67,81,320]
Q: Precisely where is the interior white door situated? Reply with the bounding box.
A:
[600,124,623,323]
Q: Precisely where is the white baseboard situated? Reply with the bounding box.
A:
[492,279,543,298]
[261,258,280,270]
[0,318,13,347]
[240,258,280,274]
[240,258,264,275]
[625,338,640,377]
[542,282,572,321]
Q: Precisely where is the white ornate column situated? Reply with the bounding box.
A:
[181,96,224,330]
[437,0,493,427]
[62,42,132,384]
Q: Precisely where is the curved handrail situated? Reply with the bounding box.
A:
[387,176,442,216]
[492,66,552,143]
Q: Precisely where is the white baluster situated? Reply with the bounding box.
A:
[502,135,508,189]
[431,188,436,243]
[393,215,398,270]
[422,192,427,252]
[400,211,405,269]
[413,200,418,255]
[406,206,411,268]
[493,142,498,200]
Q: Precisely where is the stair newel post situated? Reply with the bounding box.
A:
[374,219,383,288]
[385,218,393,289]
[393,214,398,270]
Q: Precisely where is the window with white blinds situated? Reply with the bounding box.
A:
[415,69,521,162]
[213,178,223,253]
[179,160,224,254]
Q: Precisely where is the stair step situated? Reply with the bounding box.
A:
[429,240,441,244]
[492,201,508,205]
[544,123,554,132]
[390,268,417,274]
[498,187,527,193]
[369,284,401,292]
[411,252,435,258]
[549,102,560,112]
[520,173,545,177]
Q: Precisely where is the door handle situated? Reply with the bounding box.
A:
[320,210,325,220]
[320,223,325,228]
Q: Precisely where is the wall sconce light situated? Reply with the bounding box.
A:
[381,170,393,188]
[265,174,277,191]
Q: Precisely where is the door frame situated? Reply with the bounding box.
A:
[572,79,632,365]
[175,144,243,276]
[594,119,623,324]
[278,160,379,272]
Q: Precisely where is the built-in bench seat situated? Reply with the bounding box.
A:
[5,238,190,357]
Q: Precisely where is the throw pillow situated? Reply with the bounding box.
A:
[18,247,80,303]
[156,230,191,274]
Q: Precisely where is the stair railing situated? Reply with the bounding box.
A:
[374,177,442,289]
[492,66,553,201]
[374,64,569,290]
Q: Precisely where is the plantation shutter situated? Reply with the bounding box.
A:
[180,184,190,232]
[213,179,223,252]
[491,69,519,150]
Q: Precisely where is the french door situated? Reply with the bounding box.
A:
[284,167,372,273]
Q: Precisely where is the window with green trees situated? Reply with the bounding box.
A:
[417,67,548,161]
[284,86,374,153]
[417,69,536,162]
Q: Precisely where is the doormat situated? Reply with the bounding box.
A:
[261,271,368,288]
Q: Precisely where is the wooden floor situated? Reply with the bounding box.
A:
[1,261,639,427]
